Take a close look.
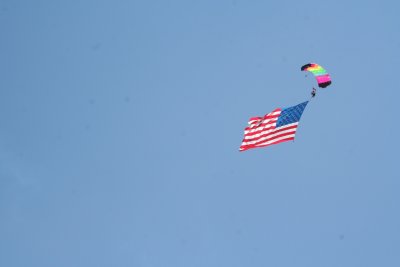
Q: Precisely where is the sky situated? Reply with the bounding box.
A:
[1,0,400,266]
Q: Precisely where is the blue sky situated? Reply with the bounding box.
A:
[1,1,399,266]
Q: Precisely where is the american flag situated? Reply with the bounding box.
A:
[239,101,308,151]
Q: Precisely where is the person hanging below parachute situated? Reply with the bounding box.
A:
[311,87,316,98]
[301,63,331,98]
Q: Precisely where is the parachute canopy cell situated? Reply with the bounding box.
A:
[301,63,331,88]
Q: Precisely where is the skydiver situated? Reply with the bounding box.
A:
[311,87,316,98]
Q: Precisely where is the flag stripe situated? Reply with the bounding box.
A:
[246,115,280,128]
[240,137,295,151]
[240,130,297,149]
[241,126,297,147]
[248,111,280,124]
[248,112,280,124]
[245,116,280,132]
[244,125,297,143]
[255,134,296,147]
[243,123,298,142]
[255,137,295,148]
[244,121,278,134]
[240,135,296,151]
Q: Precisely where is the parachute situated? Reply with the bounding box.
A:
[301,63,331,88]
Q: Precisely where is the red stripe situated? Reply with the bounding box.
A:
[245,115,279,129]
[241,127,297,147]
[247,110,281,124]
[243,125,298,142]
[240,130,297,150]
[244,123,276,136]
[239,137,294,151]
[248,116,263,123]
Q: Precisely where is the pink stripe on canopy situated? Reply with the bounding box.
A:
[316,74,331,84]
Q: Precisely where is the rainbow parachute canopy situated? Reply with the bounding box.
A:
[301,63,331,88]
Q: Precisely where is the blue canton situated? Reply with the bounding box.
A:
[276,101,308,127]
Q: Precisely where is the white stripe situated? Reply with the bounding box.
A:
[239,133,295,150]
[248,118,261,125]
[248,117,278,128]
[241,128,297,146]
[243,122,299,141]
[245,119,278,134]
[247,111,280,125]
[244,124,278,140]
[255,134,296,147]
[245,121,282,140]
